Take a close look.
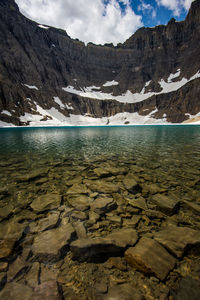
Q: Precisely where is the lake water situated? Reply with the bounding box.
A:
[0,125,200,299]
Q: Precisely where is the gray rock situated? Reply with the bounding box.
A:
[71,228,138,262]
[151,194,179,215]
[30,193,61,213]
[32,221,75,262]
[125,237,176,280]
[154,225,200,258]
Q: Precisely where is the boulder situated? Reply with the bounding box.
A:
[151,194,179,215]
[71,228,138,262]
[125,237,176,280]
[154,225,200,258]
[30,193,61,213]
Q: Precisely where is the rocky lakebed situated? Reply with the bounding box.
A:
[0,153,200,300]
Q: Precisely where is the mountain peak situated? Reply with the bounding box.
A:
[0,0,19,12]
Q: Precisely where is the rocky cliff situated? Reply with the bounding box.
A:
[0,0,200,126]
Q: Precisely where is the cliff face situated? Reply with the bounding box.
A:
[0,0,200,126]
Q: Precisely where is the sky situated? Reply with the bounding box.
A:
[15,0,194,45]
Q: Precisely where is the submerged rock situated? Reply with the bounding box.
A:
[123,177,141,193]
[90,196,117,215]
[0,220,25,259]
[85,180,120,193]
[175,276,200,300]
[30,193,61,213]
[32,221,75,262]
[0,282,33,300]
[154,225,200,258]
[70,228,138,262]
[29,211,60,233]
[65,194,92,211]
[151,194,179,215]
[125,237,176,280]
[102,283,143,300]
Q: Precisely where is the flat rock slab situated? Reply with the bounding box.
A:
[175,276,200,300]
[123,177,141,193]
[29,212,60,233]
[0,282,33,300]
[66,183,90,194]
[102,283,143,300]
[32,222,75,262]
[90,196,117,215]
[125,237,176,280]
[85,180,120,193]
[66,194,92,211]
[126,197,147,210]
[154,225,200,258]
[94,166,127,177]
[30,193,61,213]
[0,220,25,259]
[151,194,179,215]
[71,228,138,262]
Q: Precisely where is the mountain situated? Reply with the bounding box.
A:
[0,0,200,126]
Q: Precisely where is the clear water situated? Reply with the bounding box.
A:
[0,125,200,204]
[0,125,200,299]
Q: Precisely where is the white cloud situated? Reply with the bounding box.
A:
[156,0,194,16]
[15,0,142,45]
[138,1,157,19]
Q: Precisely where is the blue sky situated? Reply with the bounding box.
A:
[15,0,193,45]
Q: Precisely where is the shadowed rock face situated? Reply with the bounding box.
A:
[0,0,200,125]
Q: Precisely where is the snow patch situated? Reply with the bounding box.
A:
[62,71,200,104]
[1,110,12,116]
[167,69,180,82]
[103,80,119,87]
[53,96,74,110]
[24,84,39,90]
[0,120,14,127]
[53,97,65,109]
[38,25,49,30]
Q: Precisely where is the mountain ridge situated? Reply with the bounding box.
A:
[0,0,200,126]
